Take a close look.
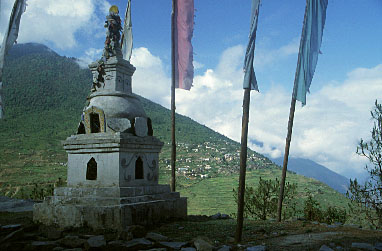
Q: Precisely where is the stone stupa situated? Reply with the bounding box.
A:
[33,6,187,230]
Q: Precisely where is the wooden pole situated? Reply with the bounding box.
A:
[277,97,296,222]
[170,0,176,192]
[235,88,251,243]
[277,0,309,222]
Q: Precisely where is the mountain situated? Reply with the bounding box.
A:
[0,43,238,146]
[0,43,352,216]
[0,43,277,191]
[272,157,350,194]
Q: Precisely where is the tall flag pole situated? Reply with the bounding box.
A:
[277,0,328,222]
[171,0,195,191]
[0,0,27,119]
[235,0,261,243]
[171,0,176,192]
[121,0,133,61]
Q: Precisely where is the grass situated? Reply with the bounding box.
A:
[159,168,350,217]
[0,160,350,219]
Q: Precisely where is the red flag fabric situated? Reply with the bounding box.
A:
[174,0,194,90]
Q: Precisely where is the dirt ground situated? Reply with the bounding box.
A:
[1,211,381,250]
[156,216,382,250]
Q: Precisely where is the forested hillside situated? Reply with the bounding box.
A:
[0,43,275,193]
[0,43,354,221]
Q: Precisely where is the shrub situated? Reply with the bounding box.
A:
[347,100,382,229]
[233,177,297,220]
[303,194,322,221]
[303,193,347,224]
[323,206,347,224]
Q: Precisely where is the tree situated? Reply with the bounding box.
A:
[303,192,347,224]
[347,100,382,229]
[233,177,297,220]
[304,193,322,222]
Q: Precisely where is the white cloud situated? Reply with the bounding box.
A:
[130,47,170,106]
[129,44,382,180]
[0,0,111,49]
[247,64,382,178]
[193,61,204,70]
[254,37,299,69]
[278,37,300,55]
[77,47,103,68]
[94,0,111,15]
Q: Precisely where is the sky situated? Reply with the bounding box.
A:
[0,0,381,180]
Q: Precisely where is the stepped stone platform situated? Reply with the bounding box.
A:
[34,185,186,230]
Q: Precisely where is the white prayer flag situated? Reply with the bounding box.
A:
[121,0,133,61]
[0,0,27,118]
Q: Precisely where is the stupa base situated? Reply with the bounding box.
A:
[33,185,187,230]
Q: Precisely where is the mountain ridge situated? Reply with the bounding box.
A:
[0,43,277,189]
[0,43,348,199]
[272,157,350,194]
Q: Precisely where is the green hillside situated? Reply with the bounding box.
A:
[0,43,350,218]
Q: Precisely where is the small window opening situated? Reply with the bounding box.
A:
[77,122,85,134]
[90,113,101,133]
[147,118,153,136]
[135,157,144,179]
[86,157,97,180]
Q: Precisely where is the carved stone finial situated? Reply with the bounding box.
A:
[103,5,122,59]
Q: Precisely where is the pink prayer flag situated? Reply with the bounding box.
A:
[174,0,194,90]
